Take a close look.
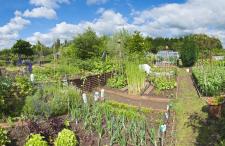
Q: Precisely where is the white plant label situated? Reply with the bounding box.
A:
[30,74,34,82]
[94,92,99,101]
[101,89,104,98]
[82,93,87,103]
[165,112,169,120]
[166,105,169,111]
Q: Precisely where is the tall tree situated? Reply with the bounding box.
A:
[11,39,33,57]
[74,28,101,59]
[127,31,145,54]
[180,38,199,67]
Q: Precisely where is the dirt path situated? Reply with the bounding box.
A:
[100,87,169,111]
[174,68,207,146]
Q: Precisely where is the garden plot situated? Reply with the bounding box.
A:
[105,65,177,103]
[0,80,175,146]
[192,62,225,118]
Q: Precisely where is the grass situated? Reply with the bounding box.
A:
[173,68,207,146]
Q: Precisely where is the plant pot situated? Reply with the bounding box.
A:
[207,97,225,118]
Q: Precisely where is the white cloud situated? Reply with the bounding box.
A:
[4,0,225,48]
[132,0,225,40]
[86,0,109,5]
[0,11,30,48]
[29,0,70,8]
[23,7,57,19]
[24,0,70,19]
[26,10,134,45]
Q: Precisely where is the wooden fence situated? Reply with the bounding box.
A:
[69,72,113,92]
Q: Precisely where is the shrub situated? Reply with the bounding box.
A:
[23,85,81,118]
[180,38,199,67]
[25,134,48,146]
[0,76,33,116]
[0,128,10,146]
[54,129,78,146]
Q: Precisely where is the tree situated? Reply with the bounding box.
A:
[11,40,33,57]
[180,38,199,67]
[74,28,101,60]
[144,37,153,52]
[53,39,61,51]
[107,29,130,57]
[127,31,145,54]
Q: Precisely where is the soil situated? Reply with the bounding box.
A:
[148,88,176,99]
[100,87,170,111]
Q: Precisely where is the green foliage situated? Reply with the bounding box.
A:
[181,38,199,67]
[193,64,225,96]
[106,29,130,57]
[125,61,146,95]
[61,43,77,61]
[0,77,13,109]
[11,39,33,57]
[25,134,48,146]
[68,96,157,145]
[33,63,80,82]
[54,129,78,146]
[127,31,146,54]
[33,41,52,57]
[0,128,10,146]
[14,76,34,97]
[0,76,33,116]
[107,74,127,89]
[23,85,81,118]
[151,77,177,90]
[74,28,102,59]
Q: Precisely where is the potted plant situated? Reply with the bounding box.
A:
[206,96,225,118]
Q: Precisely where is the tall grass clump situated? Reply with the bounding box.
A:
[125,62,146,95]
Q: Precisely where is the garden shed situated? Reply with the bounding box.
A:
[156,50,179,66]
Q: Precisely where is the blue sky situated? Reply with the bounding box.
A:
[0,0,225,48]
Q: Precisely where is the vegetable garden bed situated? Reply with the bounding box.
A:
[2,99,175,146]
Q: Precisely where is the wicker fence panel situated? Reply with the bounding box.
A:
[69,72,113,92]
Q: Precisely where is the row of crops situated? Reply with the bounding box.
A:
[0,78,164,146]
[192,64,225,96]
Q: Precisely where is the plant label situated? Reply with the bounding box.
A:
[101,89,104,98]
[82,93,87,103]
[94,92,99,101]
[30,74,34,82]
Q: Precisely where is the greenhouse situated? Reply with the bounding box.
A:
[156,50,179,66]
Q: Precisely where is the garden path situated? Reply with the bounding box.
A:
[174,68,207,146]
[101,87,169,111]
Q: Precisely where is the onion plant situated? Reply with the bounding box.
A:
[125,61,146,95]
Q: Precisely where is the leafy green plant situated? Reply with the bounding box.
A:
[0,128,10,146]
[23,85,81,118]
[151,77,177,91]
[0,76,34,116]
[193,65,225,96]
[107,74,127,89]
[25,134,48,146]
[54,129,78,146]
[13,76,34,97]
